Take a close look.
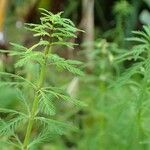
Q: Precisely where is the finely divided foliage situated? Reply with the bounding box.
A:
[0,9,83,150]
[114,25,150,146]
[115,26,150,87]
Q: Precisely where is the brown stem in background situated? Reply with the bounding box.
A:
[81,0,95,69]
[0,0,7,32]
[0,0,7,46]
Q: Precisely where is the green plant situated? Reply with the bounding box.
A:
[76,39,122,150]
[77,25,150,150]
[0,8,84,150]
[113,0,133,46]
[113,25,150,149]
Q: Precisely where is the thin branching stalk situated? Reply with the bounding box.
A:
[0,8,84,150]
[23,45,51,150]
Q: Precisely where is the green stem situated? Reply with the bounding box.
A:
[136,79,148,149]
[22,45,50,150]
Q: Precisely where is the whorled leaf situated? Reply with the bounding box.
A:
[48,54,84,76]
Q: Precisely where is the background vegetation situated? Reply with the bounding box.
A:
[0,0,150,150]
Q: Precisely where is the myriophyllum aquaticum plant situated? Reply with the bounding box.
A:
[114,25,150,149]
[0,8,84,150]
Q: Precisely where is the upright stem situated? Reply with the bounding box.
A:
[0,0,7,45]
[0,0,7,32]
[82,0,94,68]
[22,45,50,150]
[136,79,148,149]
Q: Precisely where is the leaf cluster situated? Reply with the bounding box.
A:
[114,25,150,87]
